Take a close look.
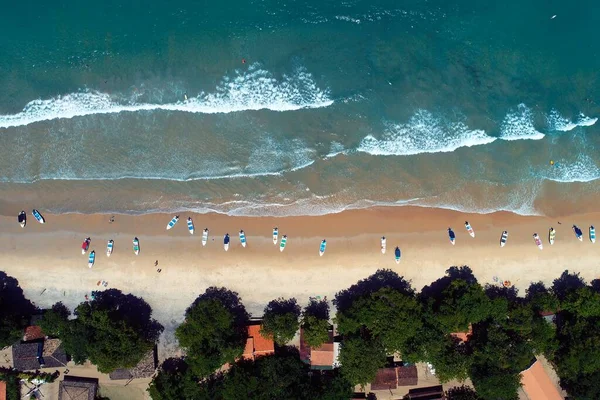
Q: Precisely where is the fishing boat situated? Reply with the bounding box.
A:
[224,234,230,251]
[590,226,596,244]
[273,227,278,245]
[239,230,247,247]
[106,240,114,257]
[202,228,209,246]
[32,209,45,224]
[573,225,583,241]
[319,239,327,256]
[533,233,543,250]
[394,246,401,264]
[549,228,556,245]
[381,236,386,254]
[88,251,95,268]
[81,237,91,254]
[18,211,26,228]
[280,235,287,252]
[500,231,508,247]
[187,217,194,235]
[448,228,456,245]
[133,237,140,255]
[166,215,179,230]
[465,221,475,238]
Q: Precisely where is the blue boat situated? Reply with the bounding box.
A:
[394,246,401,264]
[187,217,194,235]
[573,225,583,241]
[166,215,179,230]
[448,228,456,245]
[88,251,95,268]
[32,209,45,224]
[239,230,247,247]
[224,233,230,251]
[319,239,327,256]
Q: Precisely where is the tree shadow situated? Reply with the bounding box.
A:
[552,270,586,301]
[484,284,519,304]
[84,289,163,341]
[590,279,600,294]
[160,357,189,373]
[304,299,329,321]
[0,271,37,347]
[419,266,477,303]
[334,269,414,313]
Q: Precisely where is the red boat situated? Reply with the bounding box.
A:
[81,237,91,254]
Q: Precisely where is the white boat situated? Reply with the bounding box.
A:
[319,239,327,256]
[106,240,114,257]
[590,226,596,244]
[533,233,543,250]
[166,215,179,230]
[394,246,401,264]
[381,236,386,254]
[273,227,278,245]
[133,237,140,255]
[465,221,475,238]
[32,209,45,224]
[280,235,287,252]
[239,230,247,247]
[187,217,194,235]
[88,251,95,268]
[224,234,230,251]
[448,228,456,245]
[81,237,91,255]
[18,211,26,228]
[549,228,556,245]
[573,225,583,241]
[202,228,209,246]
[500,231,508,247]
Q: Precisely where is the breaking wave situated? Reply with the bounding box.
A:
[499,103,545,141]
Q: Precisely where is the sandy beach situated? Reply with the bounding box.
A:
[1,206,599,361]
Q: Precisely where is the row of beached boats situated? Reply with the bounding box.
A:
[17,210,45,227]
[81,237,138,268]
[444,221,595,250]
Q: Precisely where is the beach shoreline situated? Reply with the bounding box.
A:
[1,206,599,359]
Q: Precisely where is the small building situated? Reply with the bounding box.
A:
[12,339,68,370]
[450,324,472,343]
[242,321,275,361]
[58,376,98,400]
[520,358,563,400]
[109,346,158,380]
[300,326,336,369]
[370,364,418,390]
[407,385,445,399]
[0,380,7,400]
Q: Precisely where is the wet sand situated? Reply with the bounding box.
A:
[0,206,599,360]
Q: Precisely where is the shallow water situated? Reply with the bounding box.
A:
[0,0,598,216]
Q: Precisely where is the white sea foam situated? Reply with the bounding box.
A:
[0,64,333,129]
[499,104,545,141]
[356,110,496,156]
[539,154,600,183]
[547,110,598,132]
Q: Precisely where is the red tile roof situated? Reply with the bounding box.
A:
[242,324,274,361]
[450,324,473,343]
[0,381,6,400]
[23,325,45,341]
[521,360,563,400]
[311,342,334,366]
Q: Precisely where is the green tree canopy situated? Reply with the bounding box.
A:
[301,299,330,349]
[337,333,387,386]
[260,298,301,345]
[147,358,206,400]
[446,385,483,400]
[39,302,70,338]
[175,287,249,377]
[61,289,163,373]
[0,271,36,348]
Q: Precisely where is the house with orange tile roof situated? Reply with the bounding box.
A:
[0,380,7,400]
[300,325,336,369]
[520,358,564,400]
[242,321,275,361]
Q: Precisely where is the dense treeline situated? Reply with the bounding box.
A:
[2,267,600,399]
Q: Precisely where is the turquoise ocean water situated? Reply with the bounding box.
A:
[0,0,598,216]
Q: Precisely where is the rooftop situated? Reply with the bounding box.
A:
[23,325,45,342]
[371,364,418,390]
[242,322,274,361]
[0,380,6,400]
[521,359,563,400]
[299,326,335,368]
[12,340,67,371]
[450,324,473,343]
[58,376,98,400]
[109,347,158,380]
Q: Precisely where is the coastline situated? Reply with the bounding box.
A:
[1,206,599,359]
